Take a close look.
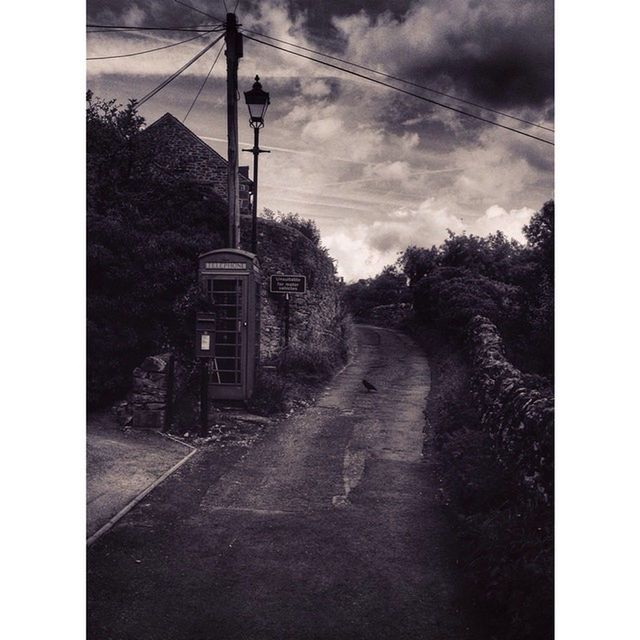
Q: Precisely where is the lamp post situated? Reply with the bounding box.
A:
[243,75,271,255]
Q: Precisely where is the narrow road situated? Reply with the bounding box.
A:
[88,326,478,640]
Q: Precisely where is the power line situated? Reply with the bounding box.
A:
[240,27,553,133]
[87,30,213,61]
[86,23,220,32]
[137,33,225,107]
[173,0,224,23]
[243,34,554,146]
[183,42,225,122]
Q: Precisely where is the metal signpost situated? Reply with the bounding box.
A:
[270,275,307,346]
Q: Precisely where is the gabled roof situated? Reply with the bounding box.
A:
[141,112,253,186]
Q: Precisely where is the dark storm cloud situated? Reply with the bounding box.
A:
[329,0,554,112]
[405,12,554,109]
[88,1,553,110]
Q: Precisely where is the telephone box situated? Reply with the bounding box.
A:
[196,249,260,401]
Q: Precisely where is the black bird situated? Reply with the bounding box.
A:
[362,379,377,393]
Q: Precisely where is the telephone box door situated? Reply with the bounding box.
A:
[198,248,259,402]
[202,274,248,399]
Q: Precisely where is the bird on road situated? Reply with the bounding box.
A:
[362,379,377,393]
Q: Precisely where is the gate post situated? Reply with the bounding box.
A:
[199,359,209,437]
[163,354,175,432]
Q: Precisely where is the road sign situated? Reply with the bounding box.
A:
[270,274,307,294]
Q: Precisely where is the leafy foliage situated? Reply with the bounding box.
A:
[87,94,227,407]
[342,266,411,319]
[261,208,322,247]
[343,200,555,639]
[423,333,553,640]
[345,204,554,376]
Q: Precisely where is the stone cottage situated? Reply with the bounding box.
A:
[140,112,253,215]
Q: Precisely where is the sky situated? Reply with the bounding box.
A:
[87,0,554,281]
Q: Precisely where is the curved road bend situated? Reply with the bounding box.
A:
[88,325,479,640]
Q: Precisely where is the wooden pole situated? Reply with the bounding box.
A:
[284,293,290,347]
[163,354,175,433]
[225,13,242,249]
[199,359,209,436]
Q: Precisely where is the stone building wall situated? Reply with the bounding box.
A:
[139,113,253,214]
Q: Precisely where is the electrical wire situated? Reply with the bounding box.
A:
[183,42,225,122]
[240,27,553,133]
[243,34,554,146]
[87,30,214,61]
[87,28,213,34]
[174,0,225,23]
[86,23,220,32]
[137,33,225,107]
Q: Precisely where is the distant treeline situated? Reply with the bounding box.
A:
[345,200,553,377]
[344,201,554,639]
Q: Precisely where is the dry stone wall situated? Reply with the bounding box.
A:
[466,316,554,504]
[113,353,184,429]
[360,303,413,329]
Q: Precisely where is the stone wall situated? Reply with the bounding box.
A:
[360,303,413,329]
[243,217,345,361]
[113,353,183,429]
[466,316,554,503]
[114,217,347,427]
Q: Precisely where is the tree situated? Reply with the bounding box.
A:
[346,199,555,376]
[524,199,554,276]
[397,245,439,286]
[343,265,410,319]
[87,94,227,407]
[261,208,322,247]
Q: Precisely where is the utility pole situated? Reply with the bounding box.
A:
[225,12,242,248]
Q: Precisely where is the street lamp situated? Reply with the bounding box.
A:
[243,75,271,254]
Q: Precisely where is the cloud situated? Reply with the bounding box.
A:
[469,205,534,241]
[322,228,393,282]
[86,0,553,280]
[324,198,534,280]
[363,160,413,186]
[301,79,333,98]
[333,0,554,110]
[301,116,343,141]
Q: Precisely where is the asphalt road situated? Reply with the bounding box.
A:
[87,325,479,640]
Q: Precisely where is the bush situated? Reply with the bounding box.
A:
[248,369,289,415]
[421,325,553,640]
[87,94,227,408]
[276,341,338,382]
